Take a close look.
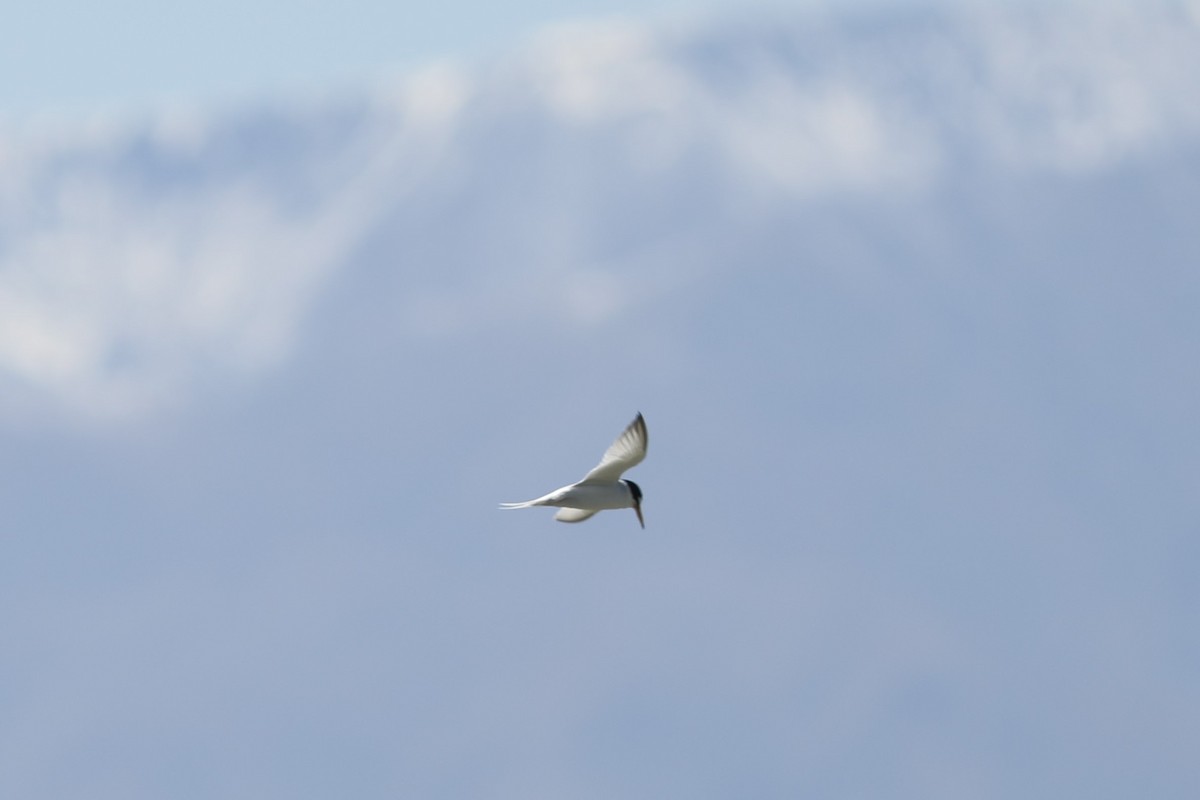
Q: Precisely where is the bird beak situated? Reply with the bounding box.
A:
[634,499,644,529]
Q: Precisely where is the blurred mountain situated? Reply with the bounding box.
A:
[2,3,1199,799]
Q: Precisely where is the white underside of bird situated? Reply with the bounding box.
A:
[500,413,648,527]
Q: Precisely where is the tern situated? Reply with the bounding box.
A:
[500,412,648,527]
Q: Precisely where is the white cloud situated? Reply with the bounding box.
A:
[398,264,639,341]
[968,3,1200,171]
[0,161,362,423]
[380,60,471,133]
[531,20,683,124]
[3,2,1199,425]
[714,76,938,195]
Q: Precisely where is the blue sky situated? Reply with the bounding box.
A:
[3,0,953,119]
[4,2,1198,797]
[2,0,743,116]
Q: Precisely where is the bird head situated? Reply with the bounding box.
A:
[625,480,644,529]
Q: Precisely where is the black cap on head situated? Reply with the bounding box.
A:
[624,480,645,528]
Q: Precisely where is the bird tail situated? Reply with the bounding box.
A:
[499,500,538,509]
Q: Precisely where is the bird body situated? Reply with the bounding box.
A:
[501,413,648,527]
[501,479,640,516]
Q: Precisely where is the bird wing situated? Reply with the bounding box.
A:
[555,508,599,523]
[580,413,648,483]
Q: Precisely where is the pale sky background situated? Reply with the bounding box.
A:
[2,0,987,119]
[4,2,1198,797]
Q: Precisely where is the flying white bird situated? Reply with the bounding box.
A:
[500,412,648,527]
